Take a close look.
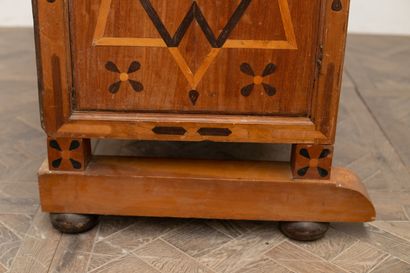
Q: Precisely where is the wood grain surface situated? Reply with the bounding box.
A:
[38,157,375,222]
[1,28,410,273]
[32,0,351,144]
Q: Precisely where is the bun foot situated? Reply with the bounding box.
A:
[279,221,329,241]
[50,213,99,234]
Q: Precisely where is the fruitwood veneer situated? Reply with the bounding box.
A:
[33,0,374,225]
[39,157,375,222]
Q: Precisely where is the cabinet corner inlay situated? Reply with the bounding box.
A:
[292,145,333,179]
[48,139,84,170]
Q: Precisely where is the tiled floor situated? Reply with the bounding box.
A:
[0,28,410,273]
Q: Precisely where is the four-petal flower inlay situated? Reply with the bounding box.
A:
[49,139,82,170]
[292,144,333,179]
[240,63,277,97]
[105,61,143,94]
[47,138,91,171]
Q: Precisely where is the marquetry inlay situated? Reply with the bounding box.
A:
[93,0,298,90]
[105,61,143,93]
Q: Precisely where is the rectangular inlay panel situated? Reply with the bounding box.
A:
[69,0,321,115]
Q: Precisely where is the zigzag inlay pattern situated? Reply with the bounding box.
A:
[93,0,298,92]
[140,0,251,48]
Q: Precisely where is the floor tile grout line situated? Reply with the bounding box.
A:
[344,68,409,171]
[279,239,351,273]
[8,209,60,273]
[84,220,102,273]
[284,239,350,271]
[260,237,288,256]
[202,221,237,240]
[360,169,383,184]
[332,223,410,264]
[128,253,162,273]
[95,217,190,244]
[368,222,410,244]
[263,256,298,273]
[402,207,410,221]
[87,253,131,273]
[46,233,63,273]
[87,221,187,273]
[0,240,24,270]
[135,238,219,273]
[366,254,391,273]
[0,257,14,272]
[262,240,350,273]
[157,218,194,240]
[159,222,237,261]
[15,116,45,133]
[94,221,135,243]
[329,239,360,262]
[184,223,283,264]
[0,219,25,240]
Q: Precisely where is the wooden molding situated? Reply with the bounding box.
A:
[53,112,328,144]
[33,0,347,145]
[39,157,375,222]
[311,0,351,141]
[32,0,72,133]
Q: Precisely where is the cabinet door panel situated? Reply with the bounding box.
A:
[70,0,321,115]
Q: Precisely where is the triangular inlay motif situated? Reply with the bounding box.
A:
[93,0,298,89]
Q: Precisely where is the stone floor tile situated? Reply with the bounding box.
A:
[332,241,388,273]
[88,218,182,271]
[291,227,358,261]
[9,212,62,273]
[48,228,98,273]
[234,257,294,273]
[371,221,410,242]
[96,216,138,242]
[333,222,410,264]
[162,221,232,258]
[0,222,21,270]
[205,220,262,238]
[134,239,214,273]
[371,256,410,273]
[198,223,285,273]
[266,241,347,273]
[0,214,33,239]
[91,255,160,273]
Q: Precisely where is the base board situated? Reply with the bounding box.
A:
[38,156,375,222]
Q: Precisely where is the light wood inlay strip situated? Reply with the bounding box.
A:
[223,40,296,50]
[168,48,195,87]
[93,0,112,43]
[94,37,167,47]
[193,48,221,88]
[168,48,221,89]
[278,0,298,49]
[93,0,297,50]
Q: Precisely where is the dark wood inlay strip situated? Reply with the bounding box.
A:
[139,0,250,48]
[152,126,187,136]
[198,128,232,137]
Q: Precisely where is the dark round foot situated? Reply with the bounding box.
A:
[50,213,99,234]
[279,221,329,241]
